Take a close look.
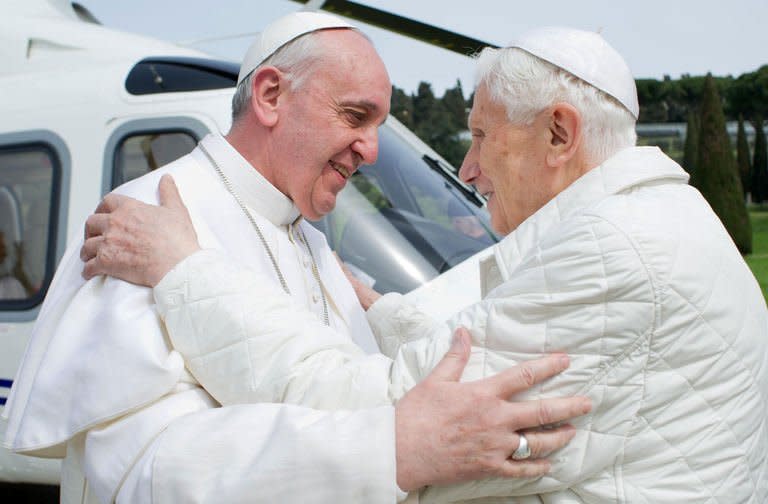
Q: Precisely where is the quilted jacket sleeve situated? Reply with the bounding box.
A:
[154,249,395,409]
[373,215,657,500]
[114,400,401,504]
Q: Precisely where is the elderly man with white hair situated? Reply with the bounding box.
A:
[79,26,767,502]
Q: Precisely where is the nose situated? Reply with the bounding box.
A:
[459,151,480,185]
[353,126,380,166]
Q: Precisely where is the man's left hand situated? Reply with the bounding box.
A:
[81,174,200,286]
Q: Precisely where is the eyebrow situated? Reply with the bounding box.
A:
[341,100,378,111]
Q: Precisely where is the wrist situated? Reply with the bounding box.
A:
[395,428,417,491]
[394,400,427,492]
[151,245,202,287]
[355,282,382,311]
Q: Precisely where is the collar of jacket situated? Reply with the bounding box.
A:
[199,133,301,226]
[480,146,689,295]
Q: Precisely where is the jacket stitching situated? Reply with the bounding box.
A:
[582,213,658,503]
[657,285,764,494]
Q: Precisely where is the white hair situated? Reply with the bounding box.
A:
[231,28,368,124]
[474,47,637,164]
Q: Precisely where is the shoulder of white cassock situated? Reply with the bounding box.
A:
[2,151,221,457]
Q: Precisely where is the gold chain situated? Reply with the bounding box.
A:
[199,142,330,326]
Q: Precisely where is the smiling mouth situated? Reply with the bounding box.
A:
[329,160,352,179]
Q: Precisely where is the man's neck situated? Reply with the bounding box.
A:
[553,153,594,197]
[224,124,280,192]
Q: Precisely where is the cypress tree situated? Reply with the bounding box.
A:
[736,114,752,199]
[690,75,752,253]
[682,109,699,174]
[753,116,768,204]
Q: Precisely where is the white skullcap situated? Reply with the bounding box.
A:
[237,11,355,85]
[508,27,639,119]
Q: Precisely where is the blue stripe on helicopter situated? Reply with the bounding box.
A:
[0,379,12,405]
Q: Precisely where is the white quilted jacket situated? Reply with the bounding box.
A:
[156,147,768,502]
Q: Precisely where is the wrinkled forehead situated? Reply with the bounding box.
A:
[312,31,391,94]
[468,84,502,126]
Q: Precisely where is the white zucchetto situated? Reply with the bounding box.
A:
[509,27,639,119]
[237,11,354,85]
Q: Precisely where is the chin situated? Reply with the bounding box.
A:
[308,202,336,221]
[489,215,509,236]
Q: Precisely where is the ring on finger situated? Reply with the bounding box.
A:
[511,432,532,460]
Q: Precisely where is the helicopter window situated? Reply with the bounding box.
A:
[0,144,60,310]
[113,131,198,187]
[125,58,238,95]
[312,124,498,294]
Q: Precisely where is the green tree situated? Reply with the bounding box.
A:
[689,75,751,253]
[390,85,414,129]
[682,109,699,175]
[727,66,768,120]
[636,78,668,122]
[736,114,752,198]
[412,83,433,116]
[412,82,467,168]
[752,116,768,203]
[442,80,468,132]
[412,82,442,135]
[676,74,706,108]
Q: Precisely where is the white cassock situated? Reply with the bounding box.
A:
[3,134,404,504]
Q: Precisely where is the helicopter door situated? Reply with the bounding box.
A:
[0,132,68,315]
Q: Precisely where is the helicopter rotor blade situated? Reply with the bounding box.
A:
[289,0,499,56]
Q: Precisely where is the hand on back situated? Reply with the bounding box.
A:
[396,327,591,491]
[81,175,200,287]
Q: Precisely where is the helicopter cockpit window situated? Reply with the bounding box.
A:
[125,57,238,95]
[0,145,60,309]
[312,125,498,294]
[113,131,197,187]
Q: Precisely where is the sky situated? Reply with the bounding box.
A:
[76,0,768,98]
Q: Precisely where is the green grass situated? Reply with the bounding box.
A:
[745,208,768,299]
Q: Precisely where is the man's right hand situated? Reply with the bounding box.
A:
[394,327,590,492]
[81,175,200,286]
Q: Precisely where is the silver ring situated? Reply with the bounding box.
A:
[511,433,532,460]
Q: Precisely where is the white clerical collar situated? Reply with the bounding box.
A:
[199,134,301,226]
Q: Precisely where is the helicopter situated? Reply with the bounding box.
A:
[0,0,501,493]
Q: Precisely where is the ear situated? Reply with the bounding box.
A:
[545,103,582,168]
[249,66,286,128]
